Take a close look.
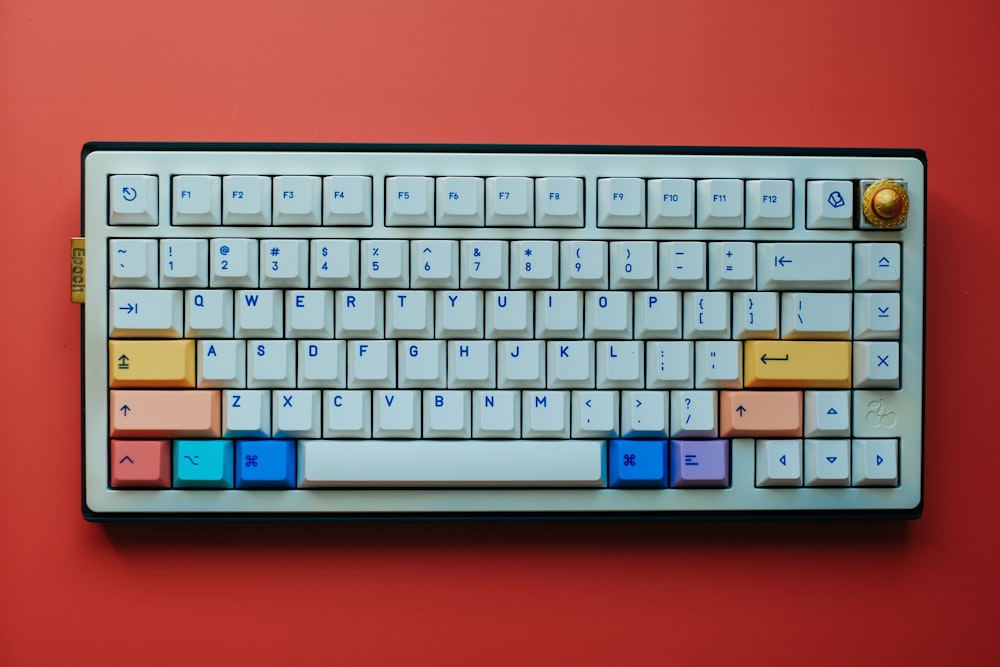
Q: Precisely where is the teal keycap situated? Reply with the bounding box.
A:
[173,440,234,488]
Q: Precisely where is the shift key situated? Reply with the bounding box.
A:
[110,390,221,437]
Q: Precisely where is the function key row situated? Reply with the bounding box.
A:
[108,175,874,230]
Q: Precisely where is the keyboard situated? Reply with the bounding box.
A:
[76,143,925,520]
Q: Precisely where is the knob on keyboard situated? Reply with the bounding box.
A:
[79,143,926,520]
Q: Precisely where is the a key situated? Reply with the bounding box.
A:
[585,291,632,339]
[109,289,183,338]
[436,177,484,226]
[247,340,295,388]
[210,238,259,288]
[572,390,620,437]
[447,341,496,388]
[660,241,706,289]
[297,340,346,388]
[373,390,422,437]
[273,390,321,437]
[272,176,321,225]
[511,240,558,289]
[486,177,533,227]
[198,340,246,388]
[411,240,459,288]
[598,178,645,228]
[160,239,208,287]
[546,341,595,388]
[386,290,434,339]
[460,240,508,288]
[386,176,434,226]
[522,391,571,437]
[362,239,409,288]
[172,175,221,225]
[536,177,583,227]
[223,390,270,437]
[223,175,271,225]
[596,341,643,388]
[285,290,333,338]
[472,390,521,437]
[647,179,694,228]
[398,340,446,388]
[186,290,234,338]
[323,176,372,226]
[486,291,533,339]
[609,241,657,289]
[311,239,359,288]
[347,340,396,387]
[235,290,283,338]
[423,390,472,437]
[109,239,157,288]
[260,239,308,288]
[560,241,608,289]
[109,175,158,225]
[322,390,372,438]
[697,179,743,228]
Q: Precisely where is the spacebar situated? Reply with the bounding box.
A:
[298,440,608,488]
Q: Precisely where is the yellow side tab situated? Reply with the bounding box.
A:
[71,238,86,303]
[109,340,196,388]
[744,340,852,388]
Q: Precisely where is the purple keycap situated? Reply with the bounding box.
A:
[669,439,730,488]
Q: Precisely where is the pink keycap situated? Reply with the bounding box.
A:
[109,390,221,438]
[110,439,171,488]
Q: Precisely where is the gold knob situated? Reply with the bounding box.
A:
[862,179,909,228]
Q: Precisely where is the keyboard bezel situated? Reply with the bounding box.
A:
[81,143,926,521]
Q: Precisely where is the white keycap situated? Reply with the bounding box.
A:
[186,289,234,338]
[109,289,183,337]
[635,292,681,339]
[323,390,372,438]
[285,290,334,338]
[536,177,584,227]
[160,239,209,287]
[373,390,421,437]
[436,177,484,226]
[235,290,283,338]
[497,341,544,388]
[247,340,295,388]
[298,340,346,388]
[197,340,246,388]
[273,389,321,437]
[572,391,620,437]
[298,439,606,487]
[697,179,743,228]
[560,241,608,289]
[472,390,521,437]
[854,293,901,340]
[423,390,472,438]
[109,175,158,225]
[210,238,258,288]
[273,176,321,225]
[311,239,359,287]
[260,239,308,288]
[804,439,850,487]
[511,240,558,288]
[585,291,632,339]
[758,243,852,290]
[694,341,742,389]
[646,341,693,388]
[621,390,669,436]
[323,176,372,226]
[398,340,446,388]
[347,340,395,387]
[598,178,645,227]
[708,241,755,290]
[362,239,409,288]
[732,291,779,339]
[386,290,433,339]
[780,292,852,339]
[745,180,792,229]
[853,342,900,388]
[660,241,706,289]
[806,180,853,229]
[486,177,533,227]
[411,240,459,288]
[109,239,158,288]
[460,240,508,288]
[610,241,657,289]
[755,439,803,487]
[851,439,898,486]
[336,291,384,339]
[386,176,434,226]
[683,292,730,339]
[486,291,533,339]
[647,179,694,227]
[223,390,270,437]
[596,341,643,388]
[804,390,851,437]
[223,175,271,225]
[172,175,221,225]
[854,243,901,290]
[547,341,595,388]
[535,291,582,339]
[447,341,496,388]
[522,391,571,437]
[670,390,717,437]
[435,291,484,339]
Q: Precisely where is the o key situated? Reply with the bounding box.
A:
[720,390,802,437]
[110,390,221,438]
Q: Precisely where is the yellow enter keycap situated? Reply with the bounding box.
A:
[109,340,195,387]
[744,341,851,388]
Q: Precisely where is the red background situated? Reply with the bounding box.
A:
[2,1,999,664]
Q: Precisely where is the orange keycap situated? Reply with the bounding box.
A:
[110,439,171,488]
[109,390,221,438]
[720,390,803,437]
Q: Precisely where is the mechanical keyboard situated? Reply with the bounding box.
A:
[76,143,925,520]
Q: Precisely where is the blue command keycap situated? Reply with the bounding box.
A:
[173,440,234,488]
[608,439,668,488]
[235,440,296,489]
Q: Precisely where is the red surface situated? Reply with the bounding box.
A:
[2,0,999,664]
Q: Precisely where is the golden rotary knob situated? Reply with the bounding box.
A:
[862,179,909,228]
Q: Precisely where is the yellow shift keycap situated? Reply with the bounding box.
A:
[109,340,195,387]
[744,341,851,388]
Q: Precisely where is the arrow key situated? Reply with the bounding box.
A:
[755,439,803,487]
[804,439,850,486]
[110,439,171,488]
[852,439,898,486]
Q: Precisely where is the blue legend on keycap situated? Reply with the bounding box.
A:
[608,439,668,488]
[236,440,296,489]
[173,440,234,489]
